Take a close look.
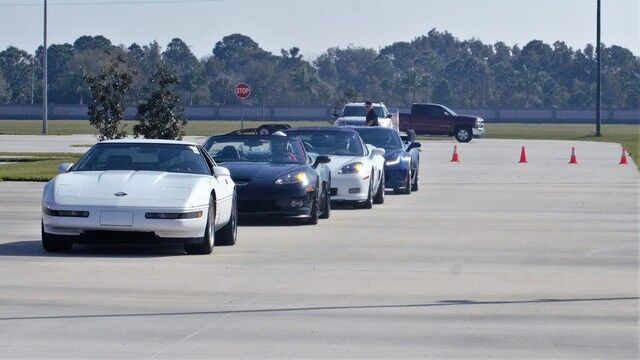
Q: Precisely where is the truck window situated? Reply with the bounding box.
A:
[428,105,445,118]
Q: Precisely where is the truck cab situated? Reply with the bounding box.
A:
[399,103,485,142]
[334,102,396,129]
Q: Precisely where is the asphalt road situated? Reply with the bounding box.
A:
[0,139,638,359]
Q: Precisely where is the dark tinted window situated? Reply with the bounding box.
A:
[72,143,211,175]
[286,130,365,156]
[354,128,403,150]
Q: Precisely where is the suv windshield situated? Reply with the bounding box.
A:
[203,136,306,164]
[285,130,365,156]
[354,128,403,150]
[342,105,386,117]
[72,143,211,175]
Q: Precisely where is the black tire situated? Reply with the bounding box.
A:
[319,183,331,219]
[373,171,385,204]
[411,169,419,192]
[184,195,215,255]
[215,191,237,246]
[41,223,73,253]
[305,191,319,225]
[454,126,473,143]
[356,176,374,209]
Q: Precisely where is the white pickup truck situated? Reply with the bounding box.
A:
[333,102,399,130]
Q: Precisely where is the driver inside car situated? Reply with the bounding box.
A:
[271,140,298,163]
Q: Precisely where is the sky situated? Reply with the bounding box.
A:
[0,0,638,60]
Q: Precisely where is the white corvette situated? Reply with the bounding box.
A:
[41,139,237,255]
[284,127,386,208]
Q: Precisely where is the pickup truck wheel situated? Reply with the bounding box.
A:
[454,126,473,143]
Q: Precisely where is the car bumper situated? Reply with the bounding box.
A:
[42,203,209,239]
[473,125,485,137]
[385,166,410,189]
[329,174,370,202]
[236,187,315,218]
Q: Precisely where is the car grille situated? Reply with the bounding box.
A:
[237,200,279,213]
[78,230,157,243]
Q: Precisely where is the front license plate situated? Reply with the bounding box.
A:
[100,211,133,226]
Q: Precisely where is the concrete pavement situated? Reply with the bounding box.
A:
[0,138,637,359]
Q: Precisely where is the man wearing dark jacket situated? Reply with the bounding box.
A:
[364,101,379,126]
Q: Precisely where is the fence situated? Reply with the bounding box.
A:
[0,104,638,124]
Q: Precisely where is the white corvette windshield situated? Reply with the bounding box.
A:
[72,143,211,175]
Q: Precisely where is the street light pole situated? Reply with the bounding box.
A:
[42,0,48,135]
[595,0,601,137]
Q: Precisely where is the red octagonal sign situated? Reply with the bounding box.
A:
[235,82,251,100]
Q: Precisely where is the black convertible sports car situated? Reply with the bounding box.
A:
[202,134,331,224]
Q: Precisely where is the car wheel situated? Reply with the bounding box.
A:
[373,171,385,204]
[41,223,73,253]
[357,176,374,209]
[454,126,473,143]
[306,191,319,225]
[411,169,419,192]
[319,183,330,219]
[215,191,237,246]
[185,195,215,255]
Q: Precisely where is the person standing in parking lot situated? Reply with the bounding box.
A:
[364,101,379,126]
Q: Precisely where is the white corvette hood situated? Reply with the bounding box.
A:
[44,171,213,208]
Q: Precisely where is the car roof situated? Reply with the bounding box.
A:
[99,139,198,146]
[285,126,358,133]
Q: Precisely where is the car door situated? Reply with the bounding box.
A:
[200,147,234,226]
[425,105,451,135]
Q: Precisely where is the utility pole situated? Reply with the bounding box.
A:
[42,0,48,135]
[595,0,601,137]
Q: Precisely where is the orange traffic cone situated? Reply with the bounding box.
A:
[568,146,578,164]
[619,147,628,165]
[451,145,460,162]
[519,145,528,163]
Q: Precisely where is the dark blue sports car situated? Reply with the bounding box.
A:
[202,135,331,224]
[353,127,421,193]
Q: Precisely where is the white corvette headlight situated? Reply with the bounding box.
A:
[337,162,364,174]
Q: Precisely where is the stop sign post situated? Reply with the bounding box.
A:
[235,83,251,130]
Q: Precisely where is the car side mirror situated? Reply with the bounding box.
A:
[370,148,385,157]
[213,166,231,178]
[313,155,331,168]
[407,142,421,151]
[386,114,393,119]
[58,163,73,173]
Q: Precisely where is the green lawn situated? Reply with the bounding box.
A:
[0,152,81,181]
[0,121,637,181]
[0,119,329,136]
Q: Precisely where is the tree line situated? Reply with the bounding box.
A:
[0,29,638,110]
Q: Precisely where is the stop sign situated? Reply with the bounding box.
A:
[235,82,251,100]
